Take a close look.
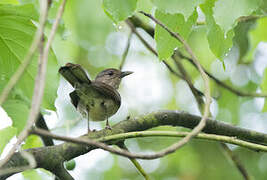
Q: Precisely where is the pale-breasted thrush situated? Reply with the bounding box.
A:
[59,63,133,132]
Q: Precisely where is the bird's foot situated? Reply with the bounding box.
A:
[87,129,96,134]
[105,125,112,130]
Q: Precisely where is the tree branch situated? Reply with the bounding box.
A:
[140,10,211,159]
[177,52,267,98]
[54,163,74,180]
[118,142,150,180]
[36,113,54,146]
[119,31,132,70]
[220,143,251,180]
[126,20,204,97]
[172,54,204,111]
[129,16,267,98]
[1,110,267,179]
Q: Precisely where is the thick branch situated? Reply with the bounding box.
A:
[1,111,267,179]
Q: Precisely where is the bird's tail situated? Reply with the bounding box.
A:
[59,63,91,87]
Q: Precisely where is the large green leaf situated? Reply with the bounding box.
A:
[0,4,59,111]
[23,169,42,180]
[151,0,204,20]
[200,0,234,60]
[0,0,18,4]
[0,126,16,155]
[214,0,261,33]
[245,17,267,61]
[233,20,256,61]
[22,135,43,149]
[154,9,198,60]
[2,100,30,134]
[102,0,137,23]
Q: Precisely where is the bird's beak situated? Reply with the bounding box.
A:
[120,71,133,78]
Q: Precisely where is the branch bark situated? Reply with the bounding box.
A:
[1,110,267,179]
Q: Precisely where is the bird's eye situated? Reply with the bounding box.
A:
[108,71,114,76]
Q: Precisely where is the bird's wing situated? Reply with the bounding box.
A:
[69,90,79,108]
[59,63,91,87]
[75,82,121,106]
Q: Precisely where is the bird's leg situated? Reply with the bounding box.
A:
[86,105,91,133]
[102,101,111,130]
[105,117,111,130]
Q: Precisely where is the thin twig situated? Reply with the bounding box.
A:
[126,20,204,97]
[0,151,36,176]
[129,16,267,98]
[161,61,183,79]
[2,110,267,178]
[140,11,211,153]
[0,0,67,168]
[118,142,150,180]
[172,54,204,111]
[177,52,267,97]
[119,31,132,70]
[220,143,251,180]
[98,131,267,152]
[36,113,54,146]
[0,1,49,105]
[126,20,158,55]
[30,127,267,163]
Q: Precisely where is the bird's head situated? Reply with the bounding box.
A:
[95,68,133,89]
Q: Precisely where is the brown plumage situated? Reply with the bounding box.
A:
[59,63,133,132]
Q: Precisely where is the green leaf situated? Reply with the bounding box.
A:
[245,17,267,62]
[260,0,267,13]
[214,0,261,33]
[217,87,240,124]
[0,4,59,110]
[22,135,43,149]
[261,69,267,112]
[151,0,204,20]
[2,100,29,134]
[0,126,16,155]
[200,0,234,60]
[0,0,19,4]
[102,0,137,23]
[23,169,42,180]
[233,20,256,60]
[155,9,198,60]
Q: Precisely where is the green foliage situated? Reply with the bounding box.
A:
[217,88,241,124]
[0,126,16,155]
[246,17,267,61]
[0,3,59,111]
[151,0,204,20]
[22,169,42,180]
[200,0,234,60]
[2,100,29,134]
[213,0,261,33]
[22,135,43,149]
[1,0,267,179]
[0,0,19,4]
[233,21,256,61]
[103,0,137,23]
[155,9,197,60]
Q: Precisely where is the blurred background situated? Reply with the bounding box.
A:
[1,0,267,179]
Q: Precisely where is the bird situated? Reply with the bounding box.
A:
[59,63,133,132]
